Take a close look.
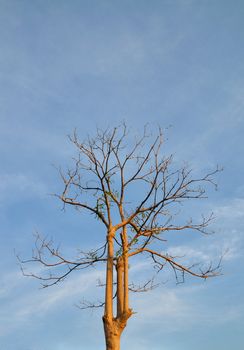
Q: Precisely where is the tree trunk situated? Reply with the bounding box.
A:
[103,310,133,350]
[103,317,121,350]
[103,227,132,350]
[116,257,124,317]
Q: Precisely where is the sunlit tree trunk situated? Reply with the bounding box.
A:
[103,227,132,350]
[103,318,122,350]
[116,256,124,317]
[104,228,114,319]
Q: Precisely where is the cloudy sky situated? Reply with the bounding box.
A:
[0,0,244,349]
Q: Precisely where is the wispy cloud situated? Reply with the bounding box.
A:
[129,283,243,335]
[0,267,103,336]
[0,173,47,204]
[167,229,242,264]
[214,198,244,220]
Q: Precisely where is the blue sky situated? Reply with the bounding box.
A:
[0,0,244,349]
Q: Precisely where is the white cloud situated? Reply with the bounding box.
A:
[167,245,211,263]
[214,198,244,220]
[0,267,104,336]
[0,173,47,203]
[129,283,243,335]
[0,270,23,298]
[16,269,103,317]
[165,197,244,267]
[165,229,242,271]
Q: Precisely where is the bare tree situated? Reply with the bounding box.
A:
[19,124,222,350]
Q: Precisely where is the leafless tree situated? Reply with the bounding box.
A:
[19,124,222,350]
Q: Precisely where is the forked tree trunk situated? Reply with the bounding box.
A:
[103,310,132,350]
[103,227,132,350]
[103,317,123,350]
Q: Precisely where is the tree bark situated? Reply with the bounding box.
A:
[103,227,133,350]
[104,229,114,318]
[103,317,122,350]
[103,311,132,350]
[116,257,124,317]
[122,228,129,312]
